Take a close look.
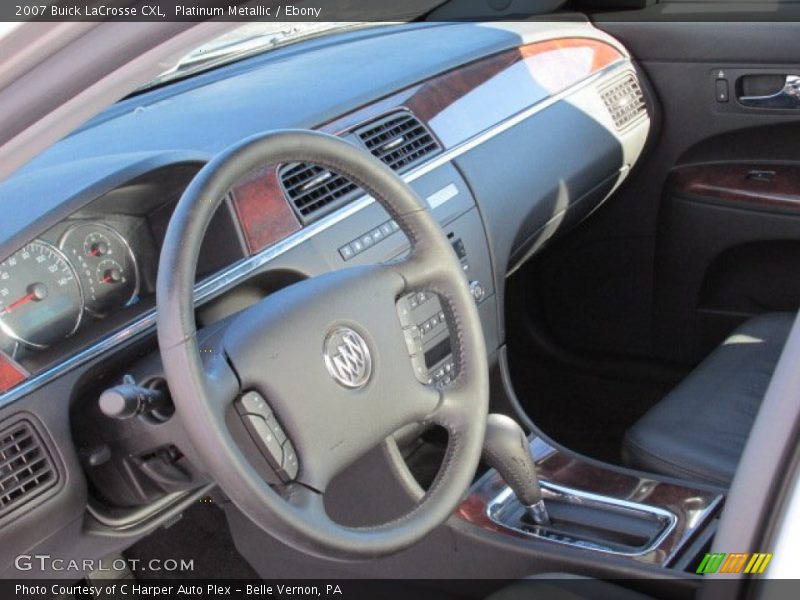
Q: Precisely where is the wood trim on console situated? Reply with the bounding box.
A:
[670,163,800,213]
[232,38,625,255]
[0,352,28,394]
[456,440,723,566]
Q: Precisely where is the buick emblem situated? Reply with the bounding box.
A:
[323,327,372,389]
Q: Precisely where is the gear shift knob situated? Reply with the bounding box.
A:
[482,413,551,525]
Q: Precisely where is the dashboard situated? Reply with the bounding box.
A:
[0,21,651,572]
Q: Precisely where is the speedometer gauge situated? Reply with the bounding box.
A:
[59,222,139,317]
[0,241,83,348]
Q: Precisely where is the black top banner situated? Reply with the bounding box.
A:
[6,0,800,22]
[3,0,446,22]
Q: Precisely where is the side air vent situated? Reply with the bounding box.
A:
[356,112,441,172]
[0,419,56,519]
[601,73,646,130]
[279,162,360,223]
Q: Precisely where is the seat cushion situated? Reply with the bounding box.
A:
[623,312,795,486]
[486,574,654,600]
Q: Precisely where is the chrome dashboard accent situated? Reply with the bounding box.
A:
[0,58,633,409]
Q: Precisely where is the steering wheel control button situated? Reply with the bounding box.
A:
[402,325,423,355]
[323,327,372,389]
[235,391,296,481]
[236,390,270,416]
[264,412,287,444]
[282,441,299,480]
[242,413,285,470]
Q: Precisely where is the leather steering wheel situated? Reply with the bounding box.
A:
[156,130,489,559]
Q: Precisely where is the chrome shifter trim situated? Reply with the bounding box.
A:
[524,498,551,526]
[487,481,678,557]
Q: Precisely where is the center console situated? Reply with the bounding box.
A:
[458,435,723,567]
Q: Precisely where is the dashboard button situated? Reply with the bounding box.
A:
[469,280,486,303]
[715,79,729,102]
[351,239,364,253]
[339,244,355,261]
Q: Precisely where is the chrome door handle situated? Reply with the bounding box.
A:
[740,75,800,108]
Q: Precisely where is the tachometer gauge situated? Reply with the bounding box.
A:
[0,241,83,348]
[59,222,139,317]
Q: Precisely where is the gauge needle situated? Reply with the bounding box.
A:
[2,292,36,314]
[101,269,122,284]
[2,283,47,314]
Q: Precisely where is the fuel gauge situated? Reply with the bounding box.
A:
[60,222,139,317]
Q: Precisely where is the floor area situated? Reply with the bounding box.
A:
[126,498,259,579]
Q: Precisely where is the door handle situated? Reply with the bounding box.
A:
[739,75,800,109]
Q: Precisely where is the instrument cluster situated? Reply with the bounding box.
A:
[0,221,140,356]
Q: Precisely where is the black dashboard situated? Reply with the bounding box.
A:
[0,21,651,574]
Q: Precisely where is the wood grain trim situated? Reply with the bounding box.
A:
[457,441,722,566]
[670,163,800,212]
[0,352,27,394]
[320,38,625,148]
[230,166,302,255]
[232,38,624,255]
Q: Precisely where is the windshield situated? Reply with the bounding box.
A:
[139,22,381,92]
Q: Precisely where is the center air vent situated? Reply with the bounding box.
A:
[0,419,56,519]
[600,73,646,130]
[279,162,359,224]
[356,112,441,172]
[279,111,441,225]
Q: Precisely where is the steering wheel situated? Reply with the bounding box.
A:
[156,130,489,559]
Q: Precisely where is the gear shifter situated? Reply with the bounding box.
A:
[482,414,551,526]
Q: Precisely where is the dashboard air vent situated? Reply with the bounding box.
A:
[0,419,55,519]
[601,73,646,130]
[279,111,440,224]
[280,162,359,224]
[357,112,441,172]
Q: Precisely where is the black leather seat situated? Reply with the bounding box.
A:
[623,312,795,486]
[486,574,655,600]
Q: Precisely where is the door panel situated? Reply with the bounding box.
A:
[513,16,800,366]
[657,166,800,362]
